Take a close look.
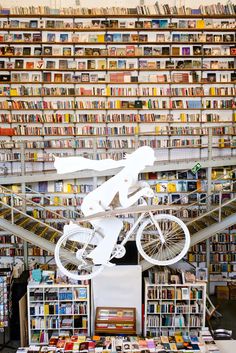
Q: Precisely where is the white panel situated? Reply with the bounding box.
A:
[92,265,142,334]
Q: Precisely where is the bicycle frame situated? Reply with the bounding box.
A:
[109,210,165,261]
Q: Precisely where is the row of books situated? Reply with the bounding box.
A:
[2,32,235,44]
[1,113,232,124]
[211,243,236,252]
[1,17,236,29]
[1,134,235,149]
[209,263,236,272]
[1,45,236,57]
[1,59,235,72]
[1,32,236,44]
[210,253,236,262]
[4,3,236,15]
[30,303,87,316]
[1,60,235,73]
[2,72,236,83]
[1,86,235,97]
[29,288,87,301]
[24,333,205,351]
[2,124,236,136]
[212,232,236,242]
[0,247,23,256]
[0,98,235,110]
[28,209,79,219]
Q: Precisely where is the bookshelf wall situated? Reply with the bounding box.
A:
[0,9,235,177]
[0,4,235,270]
[144,280,206,337]
[27,283,90,344]
[187,226,236,294]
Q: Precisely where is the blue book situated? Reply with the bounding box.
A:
[191,9,201,14]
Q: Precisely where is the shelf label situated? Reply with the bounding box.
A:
[191,163,202,174]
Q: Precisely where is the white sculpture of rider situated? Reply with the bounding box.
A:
[54,146,155,266]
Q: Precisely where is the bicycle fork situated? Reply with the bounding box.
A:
[148,212,165,244]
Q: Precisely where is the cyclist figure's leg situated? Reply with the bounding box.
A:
[88,217,123,265]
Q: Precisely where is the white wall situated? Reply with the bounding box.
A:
[0,0,232,9]
[91,265,142,335]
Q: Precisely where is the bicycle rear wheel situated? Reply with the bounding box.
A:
[54,227,104,281]
[136,214,190,266]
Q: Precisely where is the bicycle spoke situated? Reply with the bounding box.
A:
[136,215,190,265]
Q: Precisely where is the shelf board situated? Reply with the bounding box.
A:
[1,54,236,58]
[2,81,236,85]
[2,94,235,98]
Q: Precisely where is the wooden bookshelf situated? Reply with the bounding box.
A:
[95,307,136,335]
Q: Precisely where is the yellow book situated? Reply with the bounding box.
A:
[64,113,70,123]
[209,87,216,96]
[97,59,106,70]
[82,317,87,328]
[66,183,72,193]
[196,19,205,28]
[134,125,139,134]
[106,87,111,95]
[10,88,18,96]
[54,196,59,206]
[155,184,161,192]
[218,138,225,148]
[11,184,20,192]
[233,112,236,122]
[180,113,186,122]
[167,183,176,192]
[44,304,49,315]
[115,100,121,109]
[97,34,105,42]
[155,126,161,133]
[33,152,38,161]
[32,209,39,218]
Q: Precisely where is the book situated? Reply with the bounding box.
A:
[15,59,24,69]
[63,47,72,56]
[126,45,135,56]
[47,33,56,42]
[43,46,52,55]
[60,33,69,42]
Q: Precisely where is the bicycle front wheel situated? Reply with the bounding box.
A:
[136,214,190,266]
[55,227,104,281]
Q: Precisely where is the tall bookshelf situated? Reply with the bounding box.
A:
[187,226,236,294]
[27,283,90,344]
[0,5,235,267]
[0,8,235,178]
[144,279,206,337]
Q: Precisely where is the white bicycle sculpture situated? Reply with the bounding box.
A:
[55,202,190,280]
[54,146,190,281]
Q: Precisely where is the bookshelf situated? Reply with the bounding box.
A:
[188,226,236,294]
[27,283,90,344]
[144,279,206,337]
[0,269,12,333]
[95,307,136,335]
[0,8,235,177]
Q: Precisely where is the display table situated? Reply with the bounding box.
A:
[216,340,236,353]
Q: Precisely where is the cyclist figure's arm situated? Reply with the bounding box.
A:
[119,176,154,209]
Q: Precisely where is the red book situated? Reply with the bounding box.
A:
[65,342,74,351]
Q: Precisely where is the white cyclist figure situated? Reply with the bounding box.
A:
[54,146,156,267]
